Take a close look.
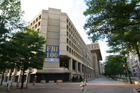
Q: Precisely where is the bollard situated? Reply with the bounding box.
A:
[40,80,43,84]
[56,80,58,85]
[16,82,19,87]
[33,81,35,86]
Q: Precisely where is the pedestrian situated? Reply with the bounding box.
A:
[7,80,12,92]
[80,79,87,93]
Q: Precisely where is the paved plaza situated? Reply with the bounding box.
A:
[0,77,139,93]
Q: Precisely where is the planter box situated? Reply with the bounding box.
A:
[114,78,117,80]
[119,79,128,82]
[117,79,120,81]
[131,79,136,84]
[134,81,140,85]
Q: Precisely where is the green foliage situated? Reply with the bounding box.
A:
[0,0,24,71]
[10,28,46,71]
[84,0,140,42]
[84,0,140,63]
[79,75,82,82]
[72,76,76,82]
[104,55,124,75]
[8,28,46,88]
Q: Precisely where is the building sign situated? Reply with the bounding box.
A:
[45,45,59,62]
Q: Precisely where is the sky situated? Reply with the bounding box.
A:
[21,0,110,63]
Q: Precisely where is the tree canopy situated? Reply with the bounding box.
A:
[0,0,24,85]
[104,55,124,76]
[0,0,24,70]
[9,28,46,88]
[84,0,140,42]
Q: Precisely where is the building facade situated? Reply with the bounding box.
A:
[2,8,102,83]
[127,53,140,76]
[99,62,105,74]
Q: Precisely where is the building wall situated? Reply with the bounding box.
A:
[2,8,102,83]
[100,62,105,74]
[128,53,140,76]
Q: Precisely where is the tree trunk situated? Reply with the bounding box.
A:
[0,70,5,85]
[21,70,25,88]
[124,57,132,84]
[136,44,140,65]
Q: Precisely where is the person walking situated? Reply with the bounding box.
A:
[80,79,87,93]
[7,80,12,92]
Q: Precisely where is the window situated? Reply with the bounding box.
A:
[33,21,35,25]
[39,15,41,19]
[37,28,40,31]
[35,24,37,28]
[67,46,68,51]
[38,22,40,26]
[36,18,38,22]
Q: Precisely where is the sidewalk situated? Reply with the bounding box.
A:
[88,77,124,83]
[0,77,139,93]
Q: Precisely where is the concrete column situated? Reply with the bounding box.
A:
[18,70,22,82]
[69,58,73,80]
[75,62,78,73]
[80,64,82,75]
[12,69,16,82]
[4,73,7,82]
[91,70,92,78]
[87,68,89,78]
[93,54,100,78]
[7,70,11,81]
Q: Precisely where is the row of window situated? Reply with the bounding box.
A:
[30,15,41,26]
[27,15,42,31]
[66,22,93,64]
[87,44,99,50]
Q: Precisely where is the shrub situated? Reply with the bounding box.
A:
[72,76,76,82]
[79,75,82,82]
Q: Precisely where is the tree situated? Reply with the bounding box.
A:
[83,0,140,62]
[104,55,124,76]
[72,76,76,82]
[84,1,140,83]
[9,28,46,88]
[106,33,132,84]
[0,0,23,85]
[0,41,16,85]
[79,75,83,82]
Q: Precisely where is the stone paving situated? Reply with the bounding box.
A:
[0,77,139,93]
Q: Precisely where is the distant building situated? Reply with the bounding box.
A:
[2,8,102,83]
[127,53,140,76]
[99,62,105,74]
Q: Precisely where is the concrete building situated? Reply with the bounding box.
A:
[99,62,105,74]
[2,8,102,83]
[127,53,140,76]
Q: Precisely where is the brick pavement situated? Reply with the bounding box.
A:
[0,77,139,93]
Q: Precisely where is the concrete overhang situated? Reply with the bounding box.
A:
[87,43,102,60]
